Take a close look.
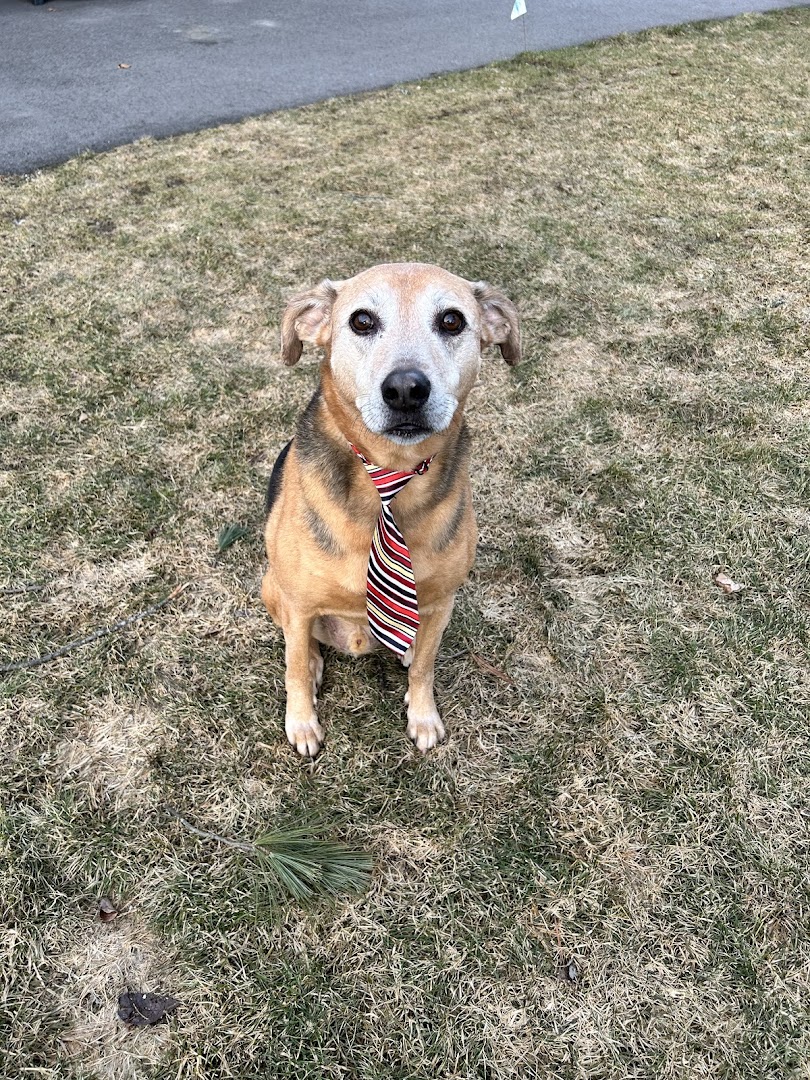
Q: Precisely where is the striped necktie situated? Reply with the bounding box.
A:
[350,444,433,656]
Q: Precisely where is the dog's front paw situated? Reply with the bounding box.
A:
[285,711,324,757]
[406,708,446,753]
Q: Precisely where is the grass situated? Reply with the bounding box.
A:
[2,8,810,1078]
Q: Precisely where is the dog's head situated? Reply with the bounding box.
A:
[280,263,520,446]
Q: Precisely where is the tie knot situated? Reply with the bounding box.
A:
[350,444,432,503]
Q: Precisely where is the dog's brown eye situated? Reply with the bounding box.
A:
[349,310,377,335]
[438,309,466,335]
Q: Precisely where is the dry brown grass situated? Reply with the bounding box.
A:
[2,8,810,1079]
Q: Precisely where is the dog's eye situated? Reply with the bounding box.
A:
[349,310,377,335]
[437,309,466,335]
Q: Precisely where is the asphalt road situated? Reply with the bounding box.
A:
[0,0,803,174]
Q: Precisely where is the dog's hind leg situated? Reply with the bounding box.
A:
[283,613,324,757]
[309,638,324,704]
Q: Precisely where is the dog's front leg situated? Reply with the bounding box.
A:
[405,596,455,752]
[283,614,324,756]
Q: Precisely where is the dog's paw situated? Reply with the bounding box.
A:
[406,709,446,753]
[401,646,413,669]
[285,712,324,757]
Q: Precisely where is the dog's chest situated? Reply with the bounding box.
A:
[314,515,472,620]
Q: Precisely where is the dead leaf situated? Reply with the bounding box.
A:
[470,652,514,685]
[559,954,581,983]
[97,897,118,923]
[714,571,744,595]
[118,990,180,1027]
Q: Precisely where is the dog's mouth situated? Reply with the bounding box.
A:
[385,421,433,443]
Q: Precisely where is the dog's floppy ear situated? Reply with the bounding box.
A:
[280,280,338,366]
[470,281,521,365]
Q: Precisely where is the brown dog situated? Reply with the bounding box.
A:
[261,262,520,755]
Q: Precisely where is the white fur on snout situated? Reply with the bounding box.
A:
[355,391,458,444]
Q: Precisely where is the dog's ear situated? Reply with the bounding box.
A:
[470,281,521,365]
[280,280,338,366]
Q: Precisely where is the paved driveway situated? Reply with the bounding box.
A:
[0,0,802,173]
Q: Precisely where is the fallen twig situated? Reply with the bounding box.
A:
[164,806,254,853]
[0,584,188,674]
[470,651,515,685]
[1,582,47,596]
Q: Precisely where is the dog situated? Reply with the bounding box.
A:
[261,262,520,756]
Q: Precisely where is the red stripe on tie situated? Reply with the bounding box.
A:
[376,531,411,563]
[367,582,420,624]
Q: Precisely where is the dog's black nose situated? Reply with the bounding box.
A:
[381,368,431,412]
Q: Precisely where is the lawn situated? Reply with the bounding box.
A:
[2,8,810,1078]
